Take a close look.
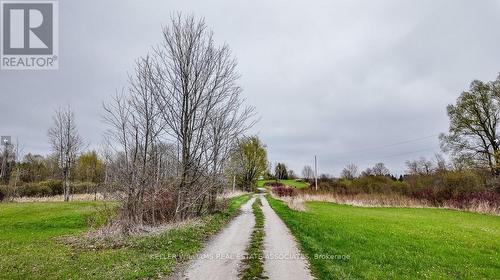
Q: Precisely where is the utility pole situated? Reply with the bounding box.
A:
[314,155,318,191]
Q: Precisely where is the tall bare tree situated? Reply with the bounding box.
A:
[150,14,254,219]
[302,165,314,180]
[405,157,434,175]
[48,106,83,201]
[372,162,390,176]
[341,163,358,180]
[103,14,255,230]
[103,55,172,230]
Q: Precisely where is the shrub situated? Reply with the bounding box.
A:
[409,171,486,205]
[312,176,409,195]
[72,181,97,194]
[0,185,13,202]
[264,181,284,187]
[38,179,63,195]
[136,188,176,225]
[17,183,52,197]
[272,185,296,197]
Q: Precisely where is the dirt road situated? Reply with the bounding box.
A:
[179,194,313,280]
[180,197,256,280]
[261,195,314,280]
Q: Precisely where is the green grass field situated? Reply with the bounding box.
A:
[0,195,250,279]
[257,179,309,189]
[268,197,500,280]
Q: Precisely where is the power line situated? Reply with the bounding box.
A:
[378,147,439,160]
[330,133,439,159]
[331,146,440,164]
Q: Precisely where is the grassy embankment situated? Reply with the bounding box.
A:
[268,196,500,279]
[257,179,309,189]
[0,195,250,279]
[240,197,267,279]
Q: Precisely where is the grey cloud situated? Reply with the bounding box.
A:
[1,0,500,176]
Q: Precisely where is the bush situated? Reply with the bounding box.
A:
[71,181,97,194]
[38,179,63,195]
[272,185,296,197]
[410,171,486,205]
[17,183,52,197]
[264,181,284,187]
[13,180,98,198]
[313,176,409,195]
[0,185,13,202]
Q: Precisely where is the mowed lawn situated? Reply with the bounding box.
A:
[0,195,250,279]
[268,197,500,280]
[257,179,309,189]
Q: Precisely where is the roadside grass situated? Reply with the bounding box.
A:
[257,179,309,189]
[0,195,250,279]
[268,196,500,280]
[240,196,267,280]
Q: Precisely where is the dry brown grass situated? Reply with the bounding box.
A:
[442,200,499,215]
[219,190,250,199]
[12,193,114,203]
[274,192,499,215]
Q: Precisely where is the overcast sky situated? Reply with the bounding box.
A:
[1,0,500,176]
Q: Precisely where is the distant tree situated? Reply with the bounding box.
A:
[440,75,500,174]
[319,173,331,180]
[288,169,297,179]
[372,162,390,176]
[405,157,434,175]
[418,157,434,174]
[75,151,104,190]
[360,167,373,177]
[48,106,83,201]
[302,165,314,180]
[434,153,448,173]
[275,163,288,180]
[231,136,268,191]
[341,163,358,180]
[44,154,61,179]
[17,154,48,182]
[405,160,419,175]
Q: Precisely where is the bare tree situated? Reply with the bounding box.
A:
[418,157,434,174]
[360,167,373,177]
[405,157,434,175]
[405,160,419,175]
[204,88,255,212]
[103,14,255,230]
[372,162,390,176]
[149,14,255,219]
[434,153,448,173]
[341,163,358,180]
[48,106,83,201]
[302,165,314,180]
[103,54,176,230]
